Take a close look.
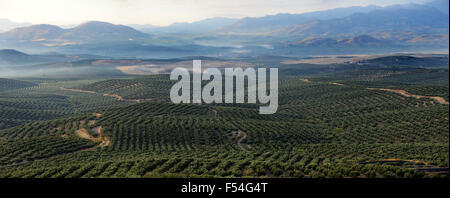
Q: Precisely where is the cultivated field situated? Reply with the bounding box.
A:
[0,55,448,178]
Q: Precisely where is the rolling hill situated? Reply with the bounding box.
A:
[0,49,52,66]
[61,21,149,41]
[0,78,36,92]
[287,35,387,48]
[356,55,450,68]
[0,49,109,66]
[0,21,150,45]
[0,24,65,41]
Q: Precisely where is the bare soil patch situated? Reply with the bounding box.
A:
[75,126,110,147]
[330,82,344,86]
[299,78,310,83]
[75,128,96,141]
[88,120,96,126]
[94,126,110,147]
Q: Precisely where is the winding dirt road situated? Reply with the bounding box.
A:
[211,108,249,151]
[367,88,449,105]
[236,130,249,151]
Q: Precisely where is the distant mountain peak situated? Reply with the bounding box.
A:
[11,24,64,32]
[0,21,149,44]
[70,21,142,32]
[75,21,126,29]
[62,21,148,41]
[0,49,29,56]
[1,24,65,40]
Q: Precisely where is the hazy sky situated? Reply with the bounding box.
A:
[0,0,432,26]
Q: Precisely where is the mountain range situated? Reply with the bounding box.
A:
[130,17,239,34]
[0,0,448,57]
[281,4,448,37]
[218,5,384,33]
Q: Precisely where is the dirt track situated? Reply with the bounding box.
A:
[213,109,250,151]
[236,130,249,151]
[60,87,141,103]
[367,88,449,105]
